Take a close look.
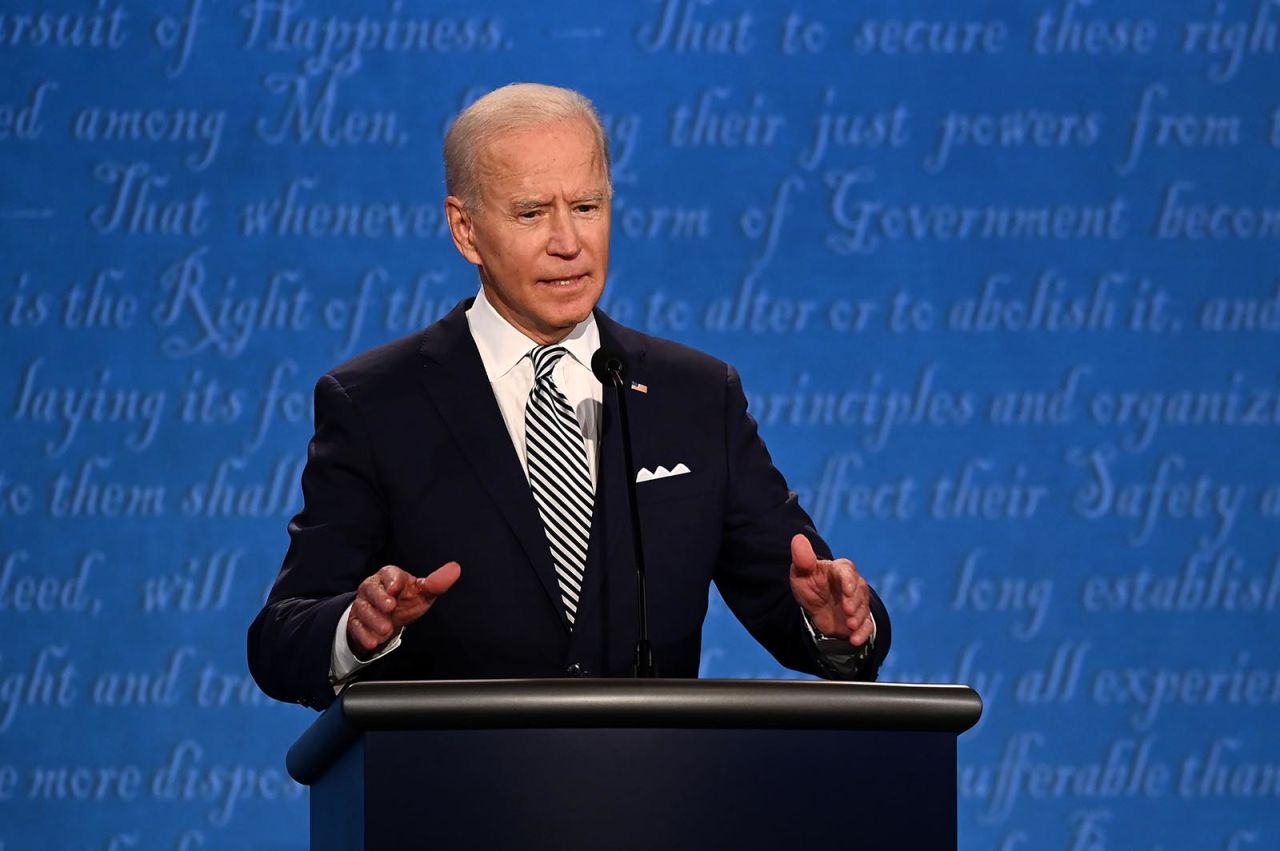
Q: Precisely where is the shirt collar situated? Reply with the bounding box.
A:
[465,285,600,382]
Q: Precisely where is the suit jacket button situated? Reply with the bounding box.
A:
[565,663,587,677]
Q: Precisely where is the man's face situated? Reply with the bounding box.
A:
[446,118,611,344]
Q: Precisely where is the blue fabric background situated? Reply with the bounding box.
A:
[1,1,1278,847]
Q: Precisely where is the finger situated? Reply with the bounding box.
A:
[837,569,864,615]
[846,593,871,636]
[347,615,384,652]
[364,607,396,641]
[828,560,853,604]
[844,581,869,623]
[419,561,461,598]
[378,565,407,597]
[353,597,381,624]
[848,614,874,647]
[360,577,397,613]
[353,596,395,639]
[359,597,399,634]
[789,534,818,576]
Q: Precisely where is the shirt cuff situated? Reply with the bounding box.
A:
[331,603,404,692]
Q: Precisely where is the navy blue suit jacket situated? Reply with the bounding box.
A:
[248,300,890,709]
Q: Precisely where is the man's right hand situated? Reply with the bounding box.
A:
[347,562,461,660]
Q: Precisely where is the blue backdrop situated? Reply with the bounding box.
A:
[2,0,1278,848]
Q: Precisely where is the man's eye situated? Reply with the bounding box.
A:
[519,210,540,220]
[576,204,598,214]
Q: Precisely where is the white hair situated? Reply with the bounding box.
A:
[444,82,612,210]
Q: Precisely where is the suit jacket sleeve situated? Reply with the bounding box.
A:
[247,372,388,709]
[712,365,891,681]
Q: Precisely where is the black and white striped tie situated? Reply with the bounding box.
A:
[525,345,594,626]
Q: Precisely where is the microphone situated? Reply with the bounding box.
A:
[590,348,656,678]
[590,348,628,386]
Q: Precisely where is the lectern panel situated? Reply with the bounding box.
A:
[356,728,953,850]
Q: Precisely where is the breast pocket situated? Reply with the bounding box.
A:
[635,471,718,505]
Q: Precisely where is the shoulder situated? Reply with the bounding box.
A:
[322,329,425,400]
[321,299,471,401]
[596,311,734,389]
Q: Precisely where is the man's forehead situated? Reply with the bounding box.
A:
[474,120,608,194]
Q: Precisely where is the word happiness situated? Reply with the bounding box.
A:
[239,0,505,69]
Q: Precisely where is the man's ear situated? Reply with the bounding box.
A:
[445,196,482,266]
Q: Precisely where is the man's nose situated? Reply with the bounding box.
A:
[546,209,581,258]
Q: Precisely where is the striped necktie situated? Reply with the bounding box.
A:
[524,345,594,627]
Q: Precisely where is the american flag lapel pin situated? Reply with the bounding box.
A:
[629,380,648,394]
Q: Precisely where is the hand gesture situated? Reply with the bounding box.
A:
[347,562,461,659]
[789,534,872,647]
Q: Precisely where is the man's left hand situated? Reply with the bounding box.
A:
[789,533,873,647]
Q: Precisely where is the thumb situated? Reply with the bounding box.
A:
[418,561,461,598]
[790,534,818,576]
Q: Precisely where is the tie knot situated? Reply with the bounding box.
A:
[530,345,569,381]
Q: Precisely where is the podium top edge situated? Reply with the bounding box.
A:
[286,679,982,784]
[338,679,982,733]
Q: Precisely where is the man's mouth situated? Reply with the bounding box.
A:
[541,274,588,287]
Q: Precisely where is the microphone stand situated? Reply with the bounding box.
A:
[603,363,657,678]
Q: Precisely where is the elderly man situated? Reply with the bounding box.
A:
[247,83,890,710]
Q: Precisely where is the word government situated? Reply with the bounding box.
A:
[824,168,1127,255]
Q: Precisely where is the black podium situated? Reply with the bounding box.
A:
[287,679,981,850]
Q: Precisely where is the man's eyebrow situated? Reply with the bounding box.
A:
[510,197,550,212]
[509,192,606,212]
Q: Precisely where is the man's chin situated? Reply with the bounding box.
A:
[543,287,600,322]
[549,310,592,334]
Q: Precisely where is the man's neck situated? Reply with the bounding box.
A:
[466,286,599,382]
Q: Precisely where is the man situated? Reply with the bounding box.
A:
[247,83,890,710]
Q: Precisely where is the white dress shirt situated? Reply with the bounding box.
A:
[329,287,871,685]
[466,286,603,490]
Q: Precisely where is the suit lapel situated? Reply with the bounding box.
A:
[417,301,568,629]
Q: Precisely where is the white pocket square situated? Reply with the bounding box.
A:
[636,463,691,483]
